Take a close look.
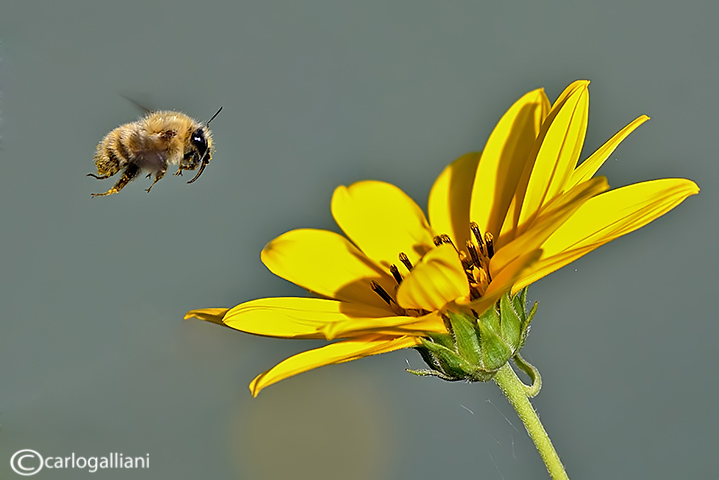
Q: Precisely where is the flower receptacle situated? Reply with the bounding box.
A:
[409,288,537,382]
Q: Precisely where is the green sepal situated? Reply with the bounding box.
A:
[446,311,482,366]
[476,319,513,371]
[411,287,541,385]
[405,367,460,381]
[425,331,456,350]
[415,343,444,372]
[526,301,538,324]
[417,338,478,380]
[519,300,538,349]
[499,292,522,350]
[478,304,501,333]
[512,287,529,323]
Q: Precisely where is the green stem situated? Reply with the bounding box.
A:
[493,363,569,480]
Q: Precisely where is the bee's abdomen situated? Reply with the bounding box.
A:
[94,124,137,175]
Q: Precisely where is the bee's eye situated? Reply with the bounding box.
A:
[190,129,208,157]
[191,129,206,146]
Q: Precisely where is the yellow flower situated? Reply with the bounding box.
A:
[187,80,698,396]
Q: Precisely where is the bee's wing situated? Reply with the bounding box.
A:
[118,94,153,114]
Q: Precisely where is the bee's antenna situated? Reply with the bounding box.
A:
[187,106,223,185]
[206,106,223,126]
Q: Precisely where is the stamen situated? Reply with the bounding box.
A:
[470,222,485,253]
[370,281,394,306]
[484,232,494,258]
[439,234,456,250]
[466,240,480,268]
[432,236,443,246]
[399,252,413,271]
[389,264,403,284]
[459,254,472,271]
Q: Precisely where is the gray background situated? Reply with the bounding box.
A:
[1,1,716,479]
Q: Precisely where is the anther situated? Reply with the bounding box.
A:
[389,264,403,284]
[470,222,485,253]
[484,232,494,258]
[370,281,394,306]
[399,253,413,271]
[466,240,481,268]
[433,236,443,247]
[439,234,457,252]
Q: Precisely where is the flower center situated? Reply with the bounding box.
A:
[465,221,494,299]
[370,222,495,311]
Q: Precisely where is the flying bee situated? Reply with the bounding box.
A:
[88,107,222,197]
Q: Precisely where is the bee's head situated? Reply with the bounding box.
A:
[186,107,222,185]
[181,128,211,180]
[190,127,210,160]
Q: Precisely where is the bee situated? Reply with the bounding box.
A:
[88,107,222,197]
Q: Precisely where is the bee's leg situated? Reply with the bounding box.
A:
[145,168,167,193]
[174,162,199,176]
[90,164,140,197]
[87,173,112,180]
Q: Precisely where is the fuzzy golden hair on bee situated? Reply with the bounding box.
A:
[88,107,222,197]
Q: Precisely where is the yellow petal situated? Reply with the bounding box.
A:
[512,245,597,291]
[184,308,230,326]
[500,81,591,243]
[490,176,609,277]
[514,178,700,289]
[261,228,397,310]
[223,297,398,339]
[543,178,699,252]
[566,115,650,189]
[470,88,551,239]
[516,81,590,233]
[551,79,589,107]
[248,335,421,396]
[321,310,446,340]
[396,244,469,311]
[487,249,543,297]
[331,181,436,272]
[428,152,481,253]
